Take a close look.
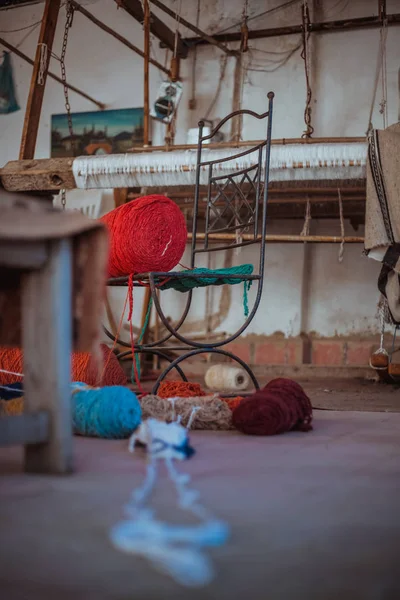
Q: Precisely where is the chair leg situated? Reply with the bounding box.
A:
[22,239,73,474]
[151,347,259,395]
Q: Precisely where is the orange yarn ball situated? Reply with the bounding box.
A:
[0,344,126,387]
[158,380,206,399]
[223,396,245,411]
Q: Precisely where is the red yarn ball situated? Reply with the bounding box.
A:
[100,194,187,277]
[232,378,313,436]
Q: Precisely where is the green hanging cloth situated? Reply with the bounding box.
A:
[0,52,20,114]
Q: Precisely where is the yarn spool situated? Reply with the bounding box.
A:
[232,378,313,436]
[0,344,126,387]
[158,380,206,399]
[0,385,142,439]
[100,194,187,278]
[205,364,250,393]
[140,394,234,430]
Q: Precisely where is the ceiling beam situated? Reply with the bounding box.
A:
[115,0,188,58]
[149,0,236,56]
[183,12,400,46]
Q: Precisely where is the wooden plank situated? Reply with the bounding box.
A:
[113,188,128,208]
[22,238,73,474]
[69,0,169,75]
[0,412,49,447]
[0,137,366,192]
[188,232,364,243]
[19,0,61,160]
[1,157,76,192]
[0,240,48,269]
[116,0,188,58]
[0,37,104,109]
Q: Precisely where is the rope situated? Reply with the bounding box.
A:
[204,54,228,120]
[380,20,388,129]
[173,0,183,59]
[37,43,48,85]
[367,21,388,134]
[338,188,345,262]
[240,0,249,53]
[300,196,311,236]
[301,1,314,138]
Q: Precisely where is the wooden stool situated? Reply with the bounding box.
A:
[0,194,107,474]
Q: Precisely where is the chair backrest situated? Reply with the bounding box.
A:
[190,93,274,276]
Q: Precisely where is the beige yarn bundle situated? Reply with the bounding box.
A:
[140,394,234,430]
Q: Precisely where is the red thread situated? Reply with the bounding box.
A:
[128,275,145,395]
[158,381,206,398]
[232,378,313,435]
[100,195,187,278]
[0,345,126,387]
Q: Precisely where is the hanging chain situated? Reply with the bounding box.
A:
[59,1,75,210]
[61,188,67,210]
[301,1,314,138]
[60,1,75,148]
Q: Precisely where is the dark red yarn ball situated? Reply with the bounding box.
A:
[232,378,313,436]
[100,194,187,277]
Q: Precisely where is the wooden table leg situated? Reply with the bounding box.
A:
[22,238,73,474]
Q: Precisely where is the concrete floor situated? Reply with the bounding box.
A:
[1,410,400,600]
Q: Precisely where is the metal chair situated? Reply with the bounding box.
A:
[105,92,274,392]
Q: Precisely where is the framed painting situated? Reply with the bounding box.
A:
[51,107,144,157]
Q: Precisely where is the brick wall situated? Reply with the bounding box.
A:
[225,335,382,367]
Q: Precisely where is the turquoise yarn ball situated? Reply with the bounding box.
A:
[72,385,142,439]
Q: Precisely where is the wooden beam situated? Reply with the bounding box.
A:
[183,12,400,45]
[69,0,169,75]
[231,55,243,142]
[19,0,61,160]
[143,0,150,146]
[0,37,105,109]
[0,412,50,447]
[149,0,236,56]
[22,238,73,474]
[116,0,188,58]
[188,232,364,243]
[0,138,367,192]
[1,157,76,193]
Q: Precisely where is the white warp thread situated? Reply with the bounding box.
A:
[72,143,368,189]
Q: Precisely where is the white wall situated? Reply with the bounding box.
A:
[1,0,399,339]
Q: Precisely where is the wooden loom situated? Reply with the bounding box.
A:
[0,0,377,241]
[0,0,387,456]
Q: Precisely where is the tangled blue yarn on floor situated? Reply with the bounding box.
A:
[72,383,141,439]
